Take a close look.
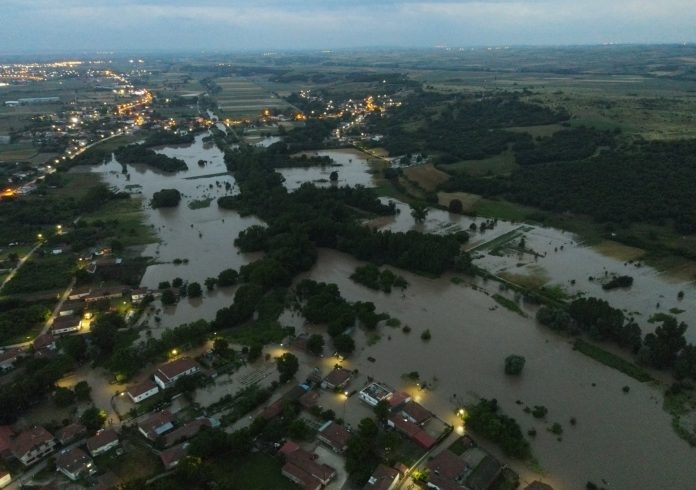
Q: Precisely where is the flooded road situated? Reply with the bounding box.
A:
[301,249,696,490]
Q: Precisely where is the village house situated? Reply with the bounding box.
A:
[57,301,84,317]
[401,401,433,426]
[261,385,308,420]
[317,421,350,454]
[55,423,86,446]
[68,286,91,301]
[321,367,353,390]
[0,348,23,372]
[56,447,95,481]
[387,416,436,450]
[299,390,320,410]
[426,440,502,490]
[84,287,124,304]
[51,315,81,335]
[162,418,211,448]
[359,382,393,407]
[12,426,56,466]
[153,357,200,390]
[279,441,336,490]
[126,379,160,404]
[160,442,189,470]
[32,333,56,353]
[363,464,401,490]
[138,410,176,441]
[86,429,119,457]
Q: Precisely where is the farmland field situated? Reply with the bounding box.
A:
[214,76,293,116]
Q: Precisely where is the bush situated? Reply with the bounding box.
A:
[151,188,181,208]
[504,355,526,375]
[421,329,432,341]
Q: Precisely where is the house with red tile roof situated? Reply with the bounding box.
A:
[138,411,175,441]
[163,419,211,448]
[86,429,119,457]
[153,358,199,389]
[55,423,86,446]
[12,426,56,466]
[32,333,56,352]
[126,379,159,403]
[160,443,189,470]
[56,447,95,481]
[50,315,81,335]
[387,416,436,449]
[317,421,350,453]
[363,464,401,490]
[279,441,336,489]
[401,401,433,425]
[321,367,353,390]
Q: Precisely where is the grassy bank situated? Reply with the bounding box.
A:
[573,339,653,382]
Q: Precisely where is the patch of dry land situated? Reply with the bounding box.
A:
[403,163,450,191]
[592,240,645,261]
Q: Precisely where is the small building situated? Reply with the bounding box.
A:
[299,390,320,410]
[279,441,336,489]
[138,410,175,441]
[388,416,435,450]
[0,469,10,488]
[126,379,160,404]
[4,101,19,108]
[162,419,211,448]
[58,301,84,317]
[130,288,150,304]
[317,421,350,454]
[12,426,56,466]
[321,367,353,390]
[0,348,22,371]
[160,442,189,470]
[359,382,393,407]
[51,315,81,335]
[56,447,95,481]
[363,464,401,490]
[401,401,433,426]
[68,287,92,301]
[32,333,56,352]
[86,429,119,457]
[84,287,124,303]
[153,357,200,390]
[387,392,411,411]
[55,423,86,446]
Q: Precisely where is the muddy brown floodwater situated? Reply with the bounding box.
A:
[74,135,695,488]
[302,249,696,490]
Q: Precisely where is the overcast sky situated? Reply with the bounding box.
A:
[2,0,695,54]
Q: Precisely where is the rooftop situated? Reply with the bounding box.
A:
[86,429,118,452]
[56,447,92,474]
[160,442,189,468]
[360,382,392,402]
[32,333,55,350]
[12,426,54,458]
[163,419,210,447]
[318,421,350,451]
[323,367,352,387]
[127,378,158,398]
[56,423,86,443]
[363,464,400,490]
[138,410,175,439]
[402,400,433,424]
[156,357,199,382]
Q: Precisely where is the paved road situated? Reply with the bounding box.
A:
[0,242,42,293]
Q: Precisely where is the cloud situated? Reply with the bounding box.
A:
[1,1,695,53]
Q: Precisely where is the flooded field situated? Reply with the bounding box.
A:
[78,132,262,328]
[279,148,377,190]
[72,134,696,488]
[371,197,696,341]
[299,249,696,490]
